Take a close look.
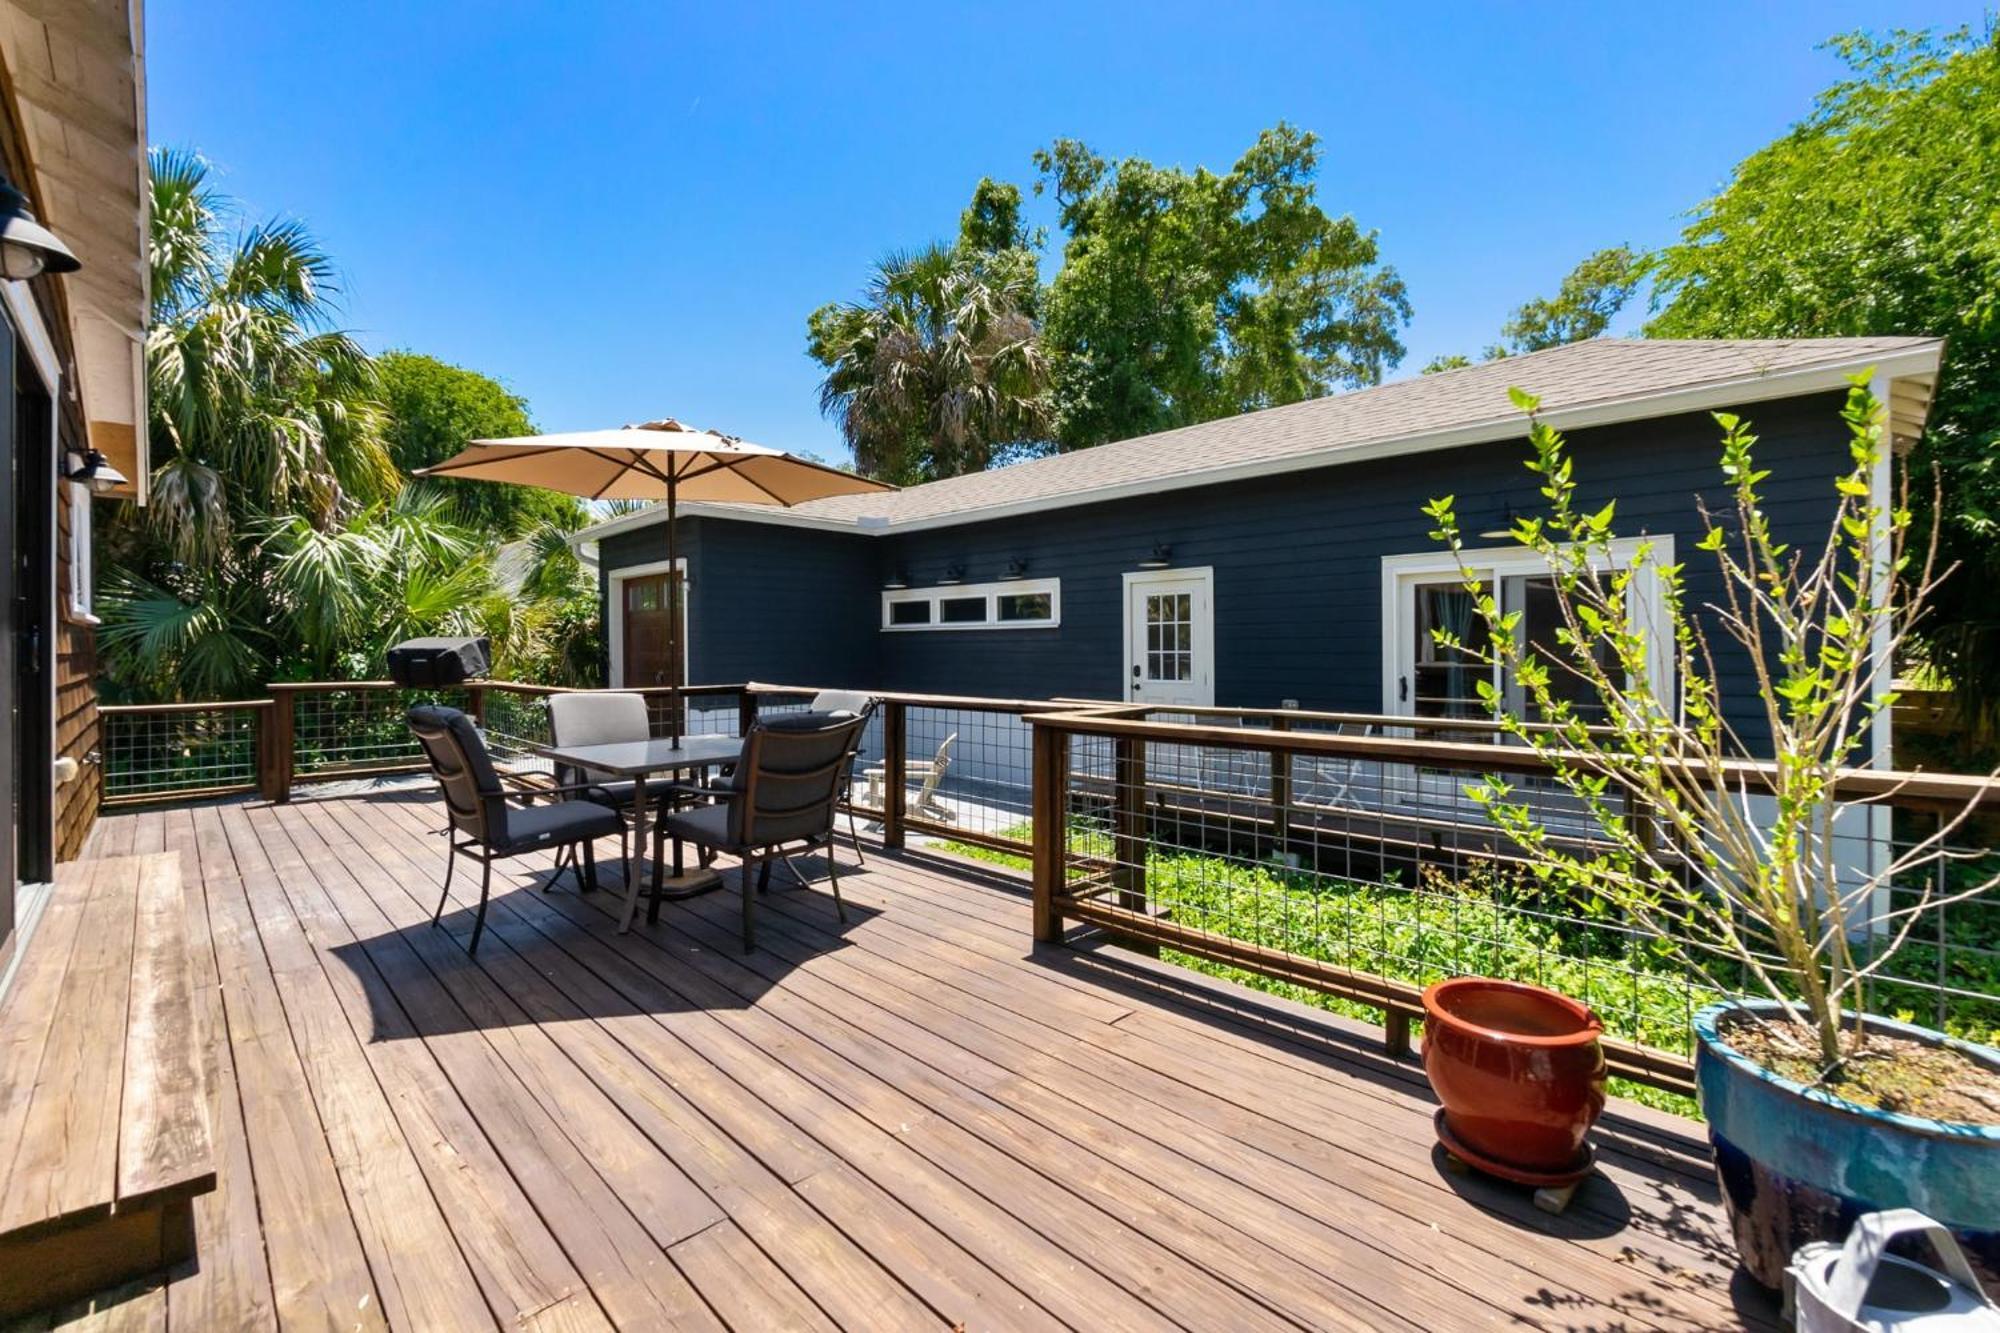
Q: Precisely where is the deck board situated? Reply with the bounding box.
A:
[53,791,1783,1332]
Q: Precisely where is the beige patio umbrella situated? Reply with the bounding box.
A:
[417,418,893,742]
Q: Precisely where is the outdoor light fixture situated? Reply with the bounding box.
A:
[1001,557,1029,581]
[937,564,964,586]
[1478,504,1519,541]
[63,448,128,494]
[0,179,80,280]
[1137,544,1172,570]
[881,570,908,590]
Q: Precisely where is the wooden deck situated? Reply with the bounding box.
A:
[37,789,1780,1331]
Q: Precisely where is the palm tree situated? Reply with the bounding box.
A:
[97,151,472,699]
[808,244,1052,483]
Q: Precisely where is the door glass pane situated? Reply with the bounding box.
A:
[1146,591,1193,681]
[1413,581,1490,720]
[1513,575,1614,724]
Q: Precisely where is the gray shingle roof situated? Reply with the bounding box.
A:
[585,336,1942,538]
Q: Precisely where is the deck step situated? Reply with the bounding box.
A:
[0,853,216,1318]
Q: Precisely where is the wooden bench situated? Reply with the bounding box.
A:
[0,854,216,1319]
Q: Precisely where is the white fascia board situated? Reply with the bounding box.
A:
[575,343,1945,546]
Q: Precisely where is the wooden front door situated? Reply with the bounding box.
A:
[620,571,684,689]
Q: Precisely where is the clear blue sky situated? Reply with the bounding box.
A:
[150,1,1985,464]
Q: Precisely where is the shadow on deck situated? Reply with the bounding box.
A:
[54,788,1781,1331]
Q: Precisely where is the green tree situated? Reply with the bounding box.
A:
[376,350,584,535]
[99,152,585,699]
[1647,27,2000,723]
[1035,123,1410,449]
[808,236,1052,484]
[1496,245,1640,354]
[1421,353,1475,375]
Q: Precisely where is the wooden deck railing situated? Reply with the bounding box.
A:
[98,682,2000,1102]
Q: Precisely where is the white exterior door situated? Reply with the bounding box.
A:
[1124,569,1214,707]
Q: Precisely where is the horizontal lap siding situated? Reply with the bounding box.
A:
[599,517,881,689]
[597,392,1853,751]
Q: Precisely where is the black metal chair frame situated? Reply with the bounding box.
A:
[654,714,868,951]
[408,706,622,954]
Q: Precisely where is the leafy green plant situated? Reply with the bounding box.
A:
[1423,380,1996,1070]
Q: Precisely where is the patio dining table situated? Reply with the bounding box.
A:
[533,732,744,933]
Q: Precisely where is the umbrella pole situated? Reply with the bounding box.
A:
[667,469,683,747]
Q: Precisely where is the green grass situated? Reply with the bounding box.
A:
[937,822,2000,1119]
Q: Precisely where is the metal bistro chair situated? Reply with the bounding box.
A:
[808,689,877,866]
[547,691,653,883]
[408,705,624,954]
[655,711,869,952]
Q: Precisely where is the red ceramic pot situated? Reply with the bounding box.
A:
[1421,977,1607,1181]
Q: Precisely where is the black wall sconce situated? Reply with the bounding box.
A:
[1478,504,1519,541]
[1001,557,1029,581]
[937,563,965,585]
[881,568,909,590]
[63,448,128,494]
[1137,543,1172,570]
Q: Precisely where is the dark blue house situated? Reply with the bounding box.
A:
[579,336,1940,766]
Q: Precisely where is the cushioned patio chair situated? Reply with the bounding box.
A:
[808,689,876,866]
[408,704,624,954]
[654,710,869,952]
[547,690,650,882]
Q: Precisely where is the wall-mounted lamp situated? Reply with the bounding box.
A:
[881,568,908,591]
[937,564,964,586]
[1137,543,1172,570]
[63,448,128,495]
[1001,557,1029,581]
[1478,504,1519,542]
[0,179,80,280]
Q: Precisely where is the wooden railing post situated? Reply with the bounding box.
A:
[252,702,279,803]
[738,687,759,737]
[271,688,295,804]
[1031,721,1069,943]
[1270,713,1293,862]
[1112,735,1148,913]
[466,684,488,727]
[881,700,907,851]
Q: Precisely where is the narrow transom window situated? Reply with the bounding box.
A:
[882,578,1061,631]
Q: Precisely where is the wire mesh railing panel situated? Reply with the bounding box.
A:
[292,686,470,777]
[482,688,555,782]
[1045,722,2000,1100]
[896,705,1036,847]
[102,705,263,802]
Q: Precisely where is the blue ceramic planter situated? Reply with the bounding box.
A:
[1693,1000,2000,1295]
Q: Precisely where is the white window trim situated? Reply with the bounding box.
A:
[607,558,688,688]
[880,577,1062,632]
[1379,537,1677,720]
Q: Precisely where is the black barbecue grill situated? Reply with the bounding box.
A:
[385,636,491,688]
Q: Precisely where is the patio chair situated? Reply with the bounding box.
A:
[861,731,957,822]
[654,710,869,951]
[408,704,624,955]
[547,691,649,882]
[809,689,876,865]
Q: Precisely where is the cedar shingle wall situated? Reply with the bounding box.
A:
[54,484,98,862]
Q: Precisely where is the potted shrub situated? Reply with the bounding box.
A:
[1420,977,1606,1190]
[1422,380,2000,1292]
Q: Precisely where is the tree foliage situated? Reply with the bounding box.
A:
[1035,124,1410,449]
[1423,244,1640,371]
[1426,384,1989,1070]
[1496,245,1641,354]
[100,150,599,700]
[807,198,1052,484]
[1648,26,2000,721]
[376,351,583,535]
